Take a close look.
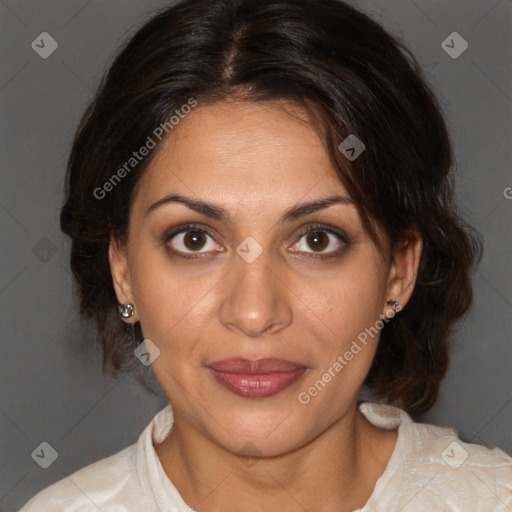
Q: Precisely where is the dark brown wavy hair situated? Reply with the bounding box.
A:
[60,0,482,415]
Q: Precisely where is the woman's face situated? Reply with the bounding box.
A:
[110,99,420,456]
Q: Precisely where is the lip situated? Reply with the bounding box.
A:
[206,358,308,398]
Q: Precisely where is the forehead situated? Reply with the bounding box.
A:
[132,99,348,207]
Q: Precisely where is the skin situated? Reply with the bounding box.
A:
[109,98,423,512]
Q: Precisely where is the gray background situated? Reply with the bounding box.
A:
[1,0,511,510]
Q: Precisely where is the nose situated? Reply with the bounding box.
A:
[218,251,293,338]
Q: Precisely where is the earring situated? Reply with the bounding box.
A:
[118,303,135,319]
[386,299,401,309]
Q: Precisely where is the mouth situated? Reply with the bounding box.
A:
[206,358,308,398]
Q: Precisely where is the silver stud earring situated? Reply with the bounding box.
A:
[386,299,401,309]
[118,303,135,319]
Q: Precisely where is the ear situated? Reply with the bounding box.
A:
[108,232,137,323]
[383,228,423,318]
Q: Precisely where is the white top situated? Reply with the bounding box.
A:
[19,401,512,511]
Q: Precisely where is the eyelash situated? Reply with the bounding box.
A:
[162,223,349,260]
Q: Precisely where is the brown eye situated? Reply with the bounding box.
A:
[289,225,348,258]
[164,225,224,258]
[306,231,329,252]
[183,230,207,251]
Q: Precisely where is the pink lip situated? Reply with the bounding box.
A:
[206,358,308,398]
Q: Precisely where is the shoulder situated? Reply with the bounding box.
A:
[18,444,146,512]
[19,403,175,512]
[413,419,512,484]
[360,402,512,511]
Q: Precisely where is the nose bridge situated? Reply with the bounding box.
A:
[219,246,292,337]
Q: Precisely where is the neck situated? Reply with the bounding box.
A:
[156,400,397,512]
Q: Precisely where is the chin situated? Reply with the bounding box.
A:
[208,407,311,457]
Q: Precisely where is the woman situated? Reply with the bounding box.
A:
[19,0,512,510]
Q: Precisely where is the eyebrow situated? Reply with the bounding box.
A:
[146,193,355,224]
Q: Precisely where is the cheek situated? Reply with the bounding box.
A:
[299,253,386,343]
[127,241,204,340]
[297,280,383,413]
[293,254,387,406]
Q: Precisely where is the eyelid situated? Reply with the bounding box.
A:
[162,222,217,243]
[295,223,349,244]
